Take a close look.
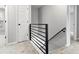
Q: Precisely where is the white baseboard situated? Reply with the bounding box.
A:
[7,41,17,46]
[7,40,29,46]
[65,43,70,48]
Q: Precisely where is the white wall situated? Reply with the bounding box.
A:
[7,5,17,43]
[31,6,38,24]
[38,5,66,39]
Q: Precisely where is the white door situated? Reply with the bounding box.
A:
[0,8,6,47]
[17,6,29,42]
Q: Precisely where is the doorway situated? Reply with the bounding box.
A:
[0,7,6,47]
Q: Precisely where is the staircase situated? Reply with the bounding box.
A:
[48,27,66,54]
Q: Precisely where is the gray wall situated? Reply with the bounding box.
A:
[77,6,79,38]
[38,5,66,39]
[31,6,38,24]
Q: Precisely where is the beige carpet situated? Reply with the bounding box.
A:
[15,41,38,54]
[51,41,79,54]
[0,41,38,54]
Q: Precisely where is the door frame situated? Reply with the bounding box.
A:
[0,5,9,46]
[66,5,71,47]
[66,5,77,47]
[74,5,77,41]
[5,5,9,45]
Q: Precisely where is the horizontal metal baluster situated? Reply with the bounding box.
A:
[31,28,45,34]
[31,30,45,38]
[31,32,45,42]
[31,34,46,46]
[31,37,46,51]
[31,40,45,54]
[29,24,48,54]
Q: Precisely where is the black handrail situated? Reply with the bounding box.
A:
[29,24,48,54]
[49,27,66,41]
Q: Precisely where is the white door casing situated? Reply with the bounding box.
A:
[0,5,7,47]
[66,5,71,47]
[66,5,77,47]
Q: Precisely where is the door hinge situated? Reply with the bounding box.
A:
[5,36,6,39]
[5,20,6,23]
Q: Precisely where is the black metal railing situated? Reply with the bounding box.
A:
[29,24,48,54]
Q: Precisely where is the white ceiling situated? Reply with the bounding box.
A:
[31,5,43,8]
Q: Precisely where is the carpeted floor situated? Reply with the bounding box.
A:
[0,41,38,54]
